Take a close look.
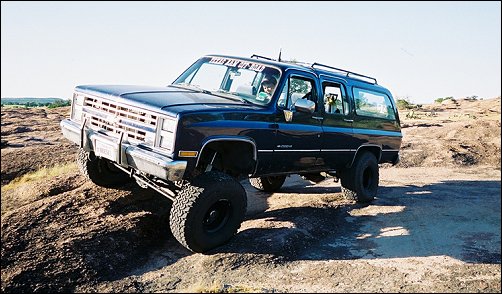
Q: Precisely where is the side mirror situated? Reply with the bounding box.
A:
[294,98,315,114]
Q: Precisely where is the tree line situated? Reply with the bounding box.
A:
[1,99,71,108]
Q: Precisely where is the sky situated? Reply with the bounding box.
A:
[1,1,501,104]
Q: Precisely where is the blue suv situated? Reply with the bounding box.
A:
[61,54,402,253]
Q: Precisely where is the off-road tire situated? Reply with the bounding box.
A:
[340,152,379,203]
[77,148,132,188]
[249,175,287,192]
[170,171,247,253]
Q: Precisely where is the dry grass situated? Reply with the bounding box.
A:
[1,163,79,216]
[1,163,77,193]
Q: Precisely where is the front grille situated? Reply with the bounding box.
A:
[83,96,158,143]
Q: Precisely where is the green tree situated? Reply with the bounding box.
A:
[396,98,412,109]
[290,79,309,94]
[47,100,71,108]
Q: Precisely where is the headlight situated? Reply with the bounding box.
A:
[159,130,174,150]
[159,117,177,151]
[71,93,85,122]
[162,117,177,131]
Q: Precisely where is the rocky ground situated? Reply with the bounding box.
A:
[1,97,500,293]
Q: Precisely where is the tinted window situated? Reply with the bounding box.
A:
[353,87,396,120]
[323,82,349,116]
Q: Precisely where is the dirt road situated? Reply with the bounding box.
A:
[81,166,499,293]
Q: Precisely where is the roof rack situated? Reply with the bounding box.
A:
[288,60,312,67]
[311,62,378,84]
[250,54,312,68]
[250,54,275,61]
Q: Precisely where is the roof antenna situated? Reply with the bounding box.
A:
[278,48,282,62]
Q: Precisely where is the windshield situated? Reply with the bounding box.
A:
[173,56,281,106]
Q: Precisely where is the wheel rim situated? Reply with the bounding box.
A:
[203,200,231,233]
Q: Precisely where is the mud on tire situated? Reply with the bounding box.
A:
[249,175,287,192]
[340,152,379,203]
[77,148,132,188]
[170,171,247,253]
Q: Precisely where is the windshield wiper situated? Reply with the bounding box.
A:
[213,90,254,104]
[171,83,212,94]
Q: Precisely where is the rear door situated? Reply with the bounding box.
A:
[318,77,357,168]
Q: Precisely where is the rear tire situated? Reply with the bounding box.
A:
[77,148,132,188]
[340,152,379,203]
[170,171,247,253]
[249,175,287,192]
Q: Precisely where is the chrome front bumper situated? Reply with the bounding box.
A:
[60,119,186,181]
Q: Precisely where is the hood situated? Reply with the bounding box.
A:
[75,85,262,114]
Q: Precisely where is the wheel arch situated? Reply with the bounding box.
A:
[348,144,382,168]
[195,136,258,176]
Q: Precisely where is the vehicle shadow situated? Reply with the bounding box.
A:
[241,175,343,216]
[213,178,501,265]
[84,176,342,281]
[66,177,500,288]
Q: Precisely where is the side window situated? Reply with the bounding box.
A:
[277,75,317,111]
[323,82,349,115]
[353,87,396,120]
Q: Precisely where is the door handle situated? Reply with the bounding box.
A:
[312,116,324,120]
[343,119,354,123]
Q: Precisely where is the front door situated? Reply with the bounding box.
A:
[271,72,323,173]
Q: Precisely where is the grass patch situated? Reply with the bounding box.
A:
[1,163,78,193]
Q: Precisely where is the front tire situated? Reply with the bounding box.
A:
[77,148,132,188]
[340,152,379,203]
[170,171,247,253]
[249,175,287,192]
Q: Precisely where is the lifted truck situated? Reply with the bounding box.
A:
[61,54,402,253]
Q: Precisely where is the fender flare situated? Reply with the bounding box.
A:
[196,135,258,173]
[348,144,382,168]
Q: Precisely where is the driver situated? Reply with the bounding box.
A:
[257,77,277,101]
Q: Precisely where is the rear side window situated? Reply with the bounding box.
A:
[323,82,349,116]
[353,87,396,120]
